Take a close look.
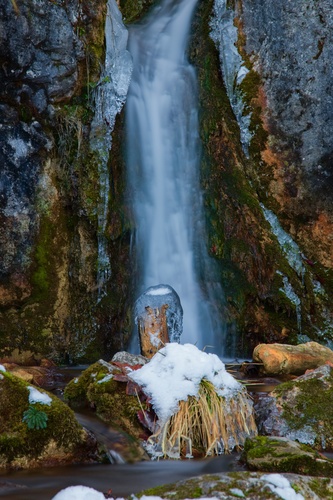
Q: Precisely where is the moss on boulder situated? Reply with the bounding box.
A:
[242,435,333,476]
[64,360,149,461]
[137,471,333,499]
[255,364,333,451]
[0,370,99,469]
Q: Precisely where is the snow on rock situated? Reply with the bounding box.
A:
[134,285,183,344]
[27,386,52,406]
[0,364,6,372]
[52,485,105,500]
[129,343,241,425]
[262,474,304,500]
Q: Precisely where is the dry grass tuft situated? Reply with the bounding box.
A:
[147,379,257,458]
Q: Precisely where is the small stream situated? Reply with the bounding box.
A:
[0,451,243,499]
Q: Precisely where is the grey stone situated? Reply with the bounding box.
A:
[242,0,333,194]
[111,351,148,366]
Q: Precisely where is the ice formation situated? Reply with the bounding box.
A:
[90,0,133,297]
[261,204,305,277]
[210,0,252,154]
[277,272,302,332]
[134,285,183,344]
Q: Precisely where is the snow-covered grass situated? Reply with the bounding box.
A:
[129,343,257,458]
[129,343,240,424]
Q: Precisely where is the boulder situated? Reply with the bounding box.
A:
[2,364,62,390]
[242,436,333,476]
[63,359,149,462]
[255,364,333,451]
[0,369,101,469]
[138,471,333,499]
[253,341,333,375]
[111,351,147,366]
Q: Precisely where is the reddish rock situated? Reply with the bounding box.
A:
[253,341,333,376]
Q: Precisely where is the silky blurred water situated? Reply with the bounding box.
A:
[126,0,225,353]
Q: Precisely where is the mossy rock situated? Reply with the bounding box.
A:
[242,436,333,476]
[64,360,148,461]
[119,0,155,23]
[256,365,333,451]
[0,370,99,469]
[137,471,333,499]
[64,360,145,437]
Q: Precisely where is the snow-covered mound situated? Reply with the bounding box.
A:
[129,343,241,425]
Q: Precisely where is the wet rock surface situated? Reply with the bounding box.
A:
[63,359,148,461]
[0,0,83,301]
[240,0,333,271]
[254,364,333,450]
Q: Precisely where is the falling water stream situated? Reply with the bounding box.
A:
[126,0,224,352]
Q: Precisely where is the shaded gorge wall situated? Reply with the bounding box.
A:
[0,0,332,362]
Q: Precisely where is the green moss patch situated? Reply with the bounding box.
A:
[64,361,149,461]
[243,435,333,476]
[0,371,96,468]
[138,471,333,499]
[119,0,155,23]
[273,367,333,450]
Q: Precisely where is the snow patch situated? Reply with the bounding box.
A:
[262,474,304,500]
[52,485,105,500]
[0,365,6,372]
[129,343,241,425]
[230,488,245,498]
[97,373,114,384]
[146,286,172,296]
[28,386,52,406]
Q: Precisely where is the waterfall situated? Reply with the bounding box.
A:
[126,0,224,353]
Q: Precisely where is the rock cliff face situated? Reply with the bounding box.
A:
[241,0,333,262]
[196,0,333,353]
[0,0,129,361]
[0,0,332,361]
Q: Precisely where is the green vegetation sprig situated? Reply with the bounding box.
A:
[23,406,48,430]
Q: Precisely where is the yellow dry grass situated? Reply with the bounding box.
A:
[147,379,257,458]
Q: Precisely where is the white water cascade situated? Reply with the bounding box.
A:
[126,0,224,352]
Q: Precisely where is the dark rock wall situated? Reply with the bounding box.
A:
[0,0,119,361]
